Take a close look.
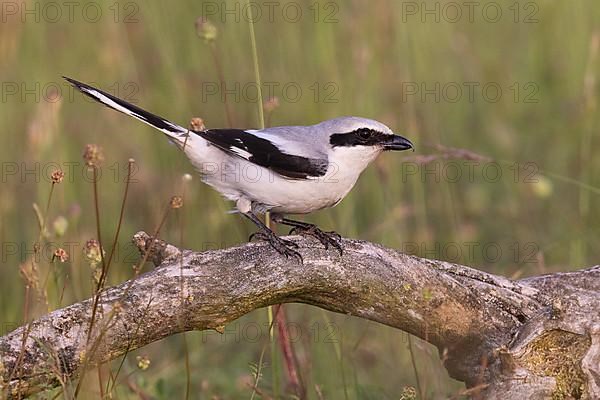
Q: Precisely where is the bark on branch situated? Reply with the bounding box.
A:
[1,232,599,399]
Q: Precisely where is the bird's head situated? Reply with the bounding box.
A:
[324,116,413,151]
[320,116,414,169]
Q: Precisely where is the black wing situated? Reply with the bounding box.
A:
[195,129,328,180]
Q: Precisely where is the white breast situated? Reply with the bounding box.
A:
[182,136,382,215]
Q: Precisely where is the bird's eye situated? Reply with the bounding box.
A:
[356,129,373,140]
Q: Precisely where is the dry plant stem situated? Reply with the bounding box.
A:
[74,166,108,397]
[177,196,192,400]
[275,306,305,399]
[102,160,134,286]
[176,177,192,400]
[76,162,132,397]
[243,9,278,395]
[96,159,133,397]
[407,335,424,399]
[84,166,108,341]
[105,202,172,396]
[38,183,56,243]
[1,234,599,399]
[39,183,56,309]
[249,345,268,400]
[100,159,134,396]
[9,287,31,400]
[97,367,104,399]
[9,181,57,398]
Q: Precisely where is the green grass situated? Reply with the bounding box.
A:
[1,0,599,398]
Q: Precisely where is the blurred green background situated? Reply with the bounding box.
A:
[1,0,599,398]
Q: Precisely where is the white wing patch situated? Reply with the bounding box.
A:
[195,128,330,180]
[247,131,302,155]
[230,146,252,160]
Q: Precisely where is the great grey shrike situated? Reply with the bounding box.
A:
[64,77,414,261]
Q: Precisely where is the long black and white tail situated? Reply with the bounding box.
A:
[63,76,189,140]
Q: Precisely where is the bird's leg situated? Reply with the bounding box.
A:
[244,212,303,262]
[270,214,343,255]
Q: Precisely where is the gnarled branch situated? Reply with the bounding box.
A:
[0,232,598,399]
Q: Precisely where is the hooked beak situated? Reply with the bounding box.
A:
[383,135,414,151]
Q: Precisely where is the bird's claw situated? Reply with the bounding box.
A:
[249,231,303,262]
[249,232,299,248]
[289,226,343,255]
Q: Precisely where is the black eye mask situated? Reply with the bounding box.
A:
[329,128,388,147]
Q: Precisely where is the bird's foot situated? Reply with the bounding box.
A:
[249,231,303,263]
[289,225,343,255]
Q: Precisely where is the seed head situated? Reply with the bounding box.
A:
[53,248,69,263]
[170,196,183,209]
[195,17,217,42]
[19,262,40,290]
[136,355,151,370]
[399,386,417,400]
[51,169,65,184]
[83,239,104,266]
[264,97,280,113]
[83,144,104,167]
[189,117,205,131]
[92,267,102,285]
